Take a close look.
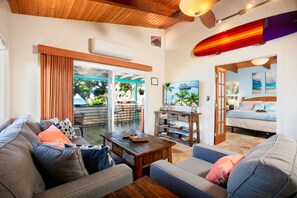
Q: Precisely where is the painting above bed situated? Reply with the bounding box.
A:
[252,71,277,94]
[252,72,262,94]
[266,71,277,94]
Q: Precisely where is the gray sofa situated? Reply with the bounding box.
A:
[0,117,133,198]
[150,135,297,198]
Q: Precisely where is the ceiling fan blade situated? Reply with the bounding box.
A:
[200,10,216,29]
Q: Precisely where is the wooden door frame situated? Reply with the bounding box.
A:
[214,66,227,145]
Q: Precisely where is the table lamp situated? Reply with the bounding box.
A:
[228,99,236,110]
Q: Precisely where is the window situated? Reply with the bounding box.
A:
[0,50,8,121]
[226,82,239,109]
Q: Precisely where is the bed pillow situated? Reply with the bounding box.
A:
[240,101,262,110]
[65,144,115,174]
[253,103,265,111]
[265,103,277,111]
[206,155,244,188]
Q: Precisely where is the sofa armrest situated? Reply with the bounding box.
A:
[74,128,82,137]
[193,144,239,164]
[33,164,133,198]
[150,160,227,198]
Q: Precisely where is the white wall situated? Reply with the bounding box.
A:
[165,0,297,143]
[0,0,10,120]
[8,12,165,134]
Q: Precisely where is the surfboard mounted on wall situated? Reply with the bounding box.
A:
[193,11,297,57]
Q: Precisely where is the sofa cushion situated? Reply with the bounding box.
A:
[55,119,77,140]
[40,118,59,131]
[175,157,213,178]
[0,119,12,132]
[228,135,297,197]
[0,125,45,197]
[33,142,89,185]
[2,121,40,146]
[38,125,72,147]
[13,115,42,135]
[65,144,115,174]
[72,136,90,145]
[206,155,244,188]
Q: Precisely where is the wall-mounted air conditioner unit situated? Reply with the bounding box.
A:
[0,33,7,50]
[89,38,134,61]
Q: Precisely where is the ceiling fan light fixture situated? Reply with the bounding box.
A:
[251,58,269,65]
[179,0,216,17]
[246,3,253,9]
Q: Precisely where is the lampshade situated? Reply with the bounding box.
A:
[179,0,216,17]
[251,58,269,65]
[228,99,236,105]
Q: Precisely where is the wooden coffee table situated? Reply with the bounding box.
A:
[101,130,176,180]
[104,176,177,198]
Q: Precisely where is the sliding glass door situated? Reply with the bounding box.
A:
[113,69,145,132]
[73,61,146,144]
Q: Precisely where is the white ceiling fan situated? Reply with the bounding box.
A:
[178,0,273,29]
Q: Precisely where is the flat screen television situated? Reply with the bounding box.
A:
[163,80,199,107]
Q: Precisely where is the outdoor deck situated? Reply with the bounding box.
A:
[74,105,143,145]
[83,122,142,145]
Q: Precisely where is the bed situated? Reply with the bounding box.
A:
[226,96,277,134]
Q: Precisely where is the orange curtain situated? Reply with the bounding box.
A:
[40,54,74,123]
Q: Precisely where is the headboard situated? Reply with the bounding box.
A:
[242,96,277,102]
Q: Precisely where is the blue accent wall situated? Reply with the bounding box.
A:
[226,64,277,102]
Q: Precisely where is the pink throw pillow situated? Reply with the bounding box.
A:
[206,155,244,188]
[37,124,72,147]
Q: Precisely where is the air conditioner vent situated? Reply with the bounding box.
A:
[89,38,134,61]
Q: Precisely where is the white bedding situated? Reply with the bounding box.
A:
[226,117,276,133]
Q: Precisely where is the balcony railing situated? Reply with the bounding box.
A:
[74,104,143,128]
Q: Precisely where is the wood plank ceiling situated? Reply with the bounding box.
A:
[7,0,195,29]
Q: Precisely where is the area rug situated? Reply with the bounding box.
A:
[171,143,193,164]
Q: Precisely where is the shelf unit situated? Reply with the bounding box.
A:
[154,110,200,147]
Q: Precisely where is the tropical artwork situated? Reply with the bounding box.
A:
[252,72,262,94]
[164,81,199,107]
[266,71,277,94]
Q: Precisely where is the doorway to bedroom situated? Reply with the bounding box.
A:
[214,56,278,153]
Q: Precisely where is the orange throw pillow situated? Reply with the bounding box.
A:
[206,155,244,188]
[38,124,72,147]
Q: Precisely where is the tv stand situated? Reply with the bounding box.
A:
[154,110,200,147]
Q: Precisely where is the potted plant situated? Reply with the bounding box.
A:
[138,87,145,95]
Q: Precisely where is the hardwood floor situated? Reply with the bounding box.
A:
[171,128,267,163]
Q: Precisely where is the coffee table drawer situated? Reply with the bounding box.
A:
[112,144,123,156]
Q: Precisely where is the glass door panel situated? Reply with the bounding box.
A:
[73,63,113,145]
[113,69,146,132]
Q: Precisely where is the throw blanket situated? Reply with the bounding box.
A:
[226,109,277,121]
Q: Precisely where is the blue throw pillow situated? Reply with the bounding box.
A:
[65,144,115,174]
[265,103,277,111]
[253,103,265,111]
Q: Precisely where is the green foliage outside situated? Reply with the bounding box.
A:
[90,94,108,106]
[119,83,132,93]
[74,79,108,106]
